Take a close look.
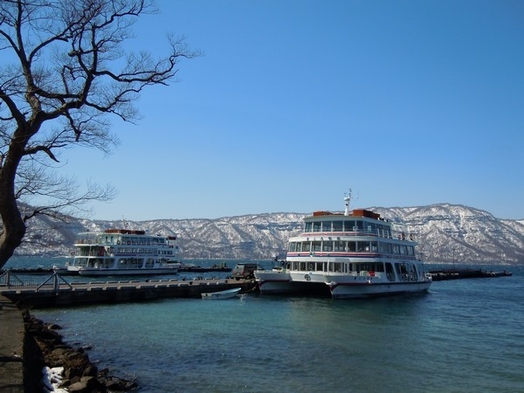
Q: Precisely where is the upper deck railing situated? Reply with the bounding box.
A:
[300,227,416,241]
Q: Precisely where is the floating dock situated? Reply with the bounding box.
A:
[178,265,232,273]
[0,272,255,308]
[429,268,512,281]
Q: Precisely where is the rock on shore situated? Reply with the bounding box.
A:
[23,312,138,392]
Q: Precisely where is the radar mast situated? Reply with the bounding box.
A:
[344,190,352,216]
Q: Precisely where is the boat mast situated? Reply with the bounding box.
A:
[344,189,352,216]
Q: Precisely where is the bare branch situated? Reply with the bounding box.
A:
[0,0,197,267]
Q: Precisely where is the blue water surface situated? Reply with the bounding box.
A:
[7,258,523,393]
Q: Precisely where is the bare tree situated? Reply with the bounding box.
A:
[0,0,196,268]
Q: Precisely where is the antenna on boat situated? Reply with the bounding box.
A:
[344,189,352,216]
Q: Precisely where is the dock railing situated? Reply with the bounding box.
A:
[0,270,73,292]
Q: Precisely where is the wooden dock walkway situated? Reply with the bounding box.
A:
[0,272,255,308]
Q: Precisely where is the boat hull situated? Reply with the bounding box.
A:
[327,280,432,299]
[201,288,241,300]
[255,271,328,295]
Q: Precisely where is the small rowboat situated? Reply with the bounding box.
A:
[201,287,242,300]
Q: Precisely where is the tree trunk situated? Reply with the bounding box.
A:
[0,188,26,269]
[0,135,27,269]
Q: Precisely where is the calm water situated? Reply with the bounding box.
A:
[6,258,524,392]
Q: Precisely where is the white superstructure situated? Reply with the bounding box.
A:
[255,193,432,298]
[65,229,180,276]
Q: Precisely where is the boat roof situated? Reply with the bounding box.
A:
[307,209,381,220]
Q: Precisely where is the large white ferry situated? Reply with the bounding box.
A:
[254,193,432,298]
[64,229,180,276]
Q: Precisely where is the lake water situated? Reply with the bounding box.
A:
[6,257,524,392]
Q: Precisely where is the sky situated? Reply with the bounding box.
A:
[56,0,524,221]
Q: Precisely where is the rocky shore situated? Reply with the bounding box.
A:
[23,311,137,392]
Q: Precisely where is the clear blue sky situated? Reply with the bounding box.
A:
[59,0,524,221]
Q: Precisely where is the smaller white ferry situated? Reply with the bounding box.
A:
[254,192,432,298]
[64,229,180,276]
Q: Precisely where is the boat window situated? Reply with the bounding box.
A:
[347,241,356,252]
[326,262,343,272]
[322,241,332,252]
[103,259,114,268]
[399,245,407,255]
[118,258,142,268]
[77,247,88,257]
[313,222,322,232]
[370,241,378,252]
[344,221,354,232]
[392,244,400,254]
[300,262,307,271]
[357,241,370,252]
[355,221,364,231]
[356,263,384,273]
[305,222,313,232]
[334,240,345,251]
[295,242,302,252]
[413,264,419,278]
[332,221,343,232]
[385,263,395,281]
[379,242,392,254]
[302,242,311,252]
[377,224,390,238]
[312,241,321,251]
[407,246,414,256]
[75,258,88,267]
[322,221,332,232]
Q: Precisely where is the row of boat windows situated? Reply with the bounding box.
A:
[289,240,415,256]
[305,220,393,237]
[77,236,170,246]
[76,247,176,257]
[289,261,421,281]
[74,258,161,269]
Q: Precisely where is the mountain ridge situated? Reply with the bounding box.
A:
[16,203,524,265]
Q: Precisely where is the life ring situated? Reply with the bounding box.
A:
[304,274,311,281]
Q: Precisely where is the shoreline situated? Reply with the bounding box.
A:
[24,311,137,392]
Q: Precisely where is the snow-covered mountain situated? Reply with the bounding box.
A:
[16,203,524,264]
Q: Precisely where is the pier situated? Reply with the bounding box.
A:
[0,271,255,308]
[429,268,512,281]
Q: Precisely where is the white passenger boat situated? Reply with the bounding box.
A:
[63,229,180,276]
[201,287,242,300]
[254,192,432,298]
